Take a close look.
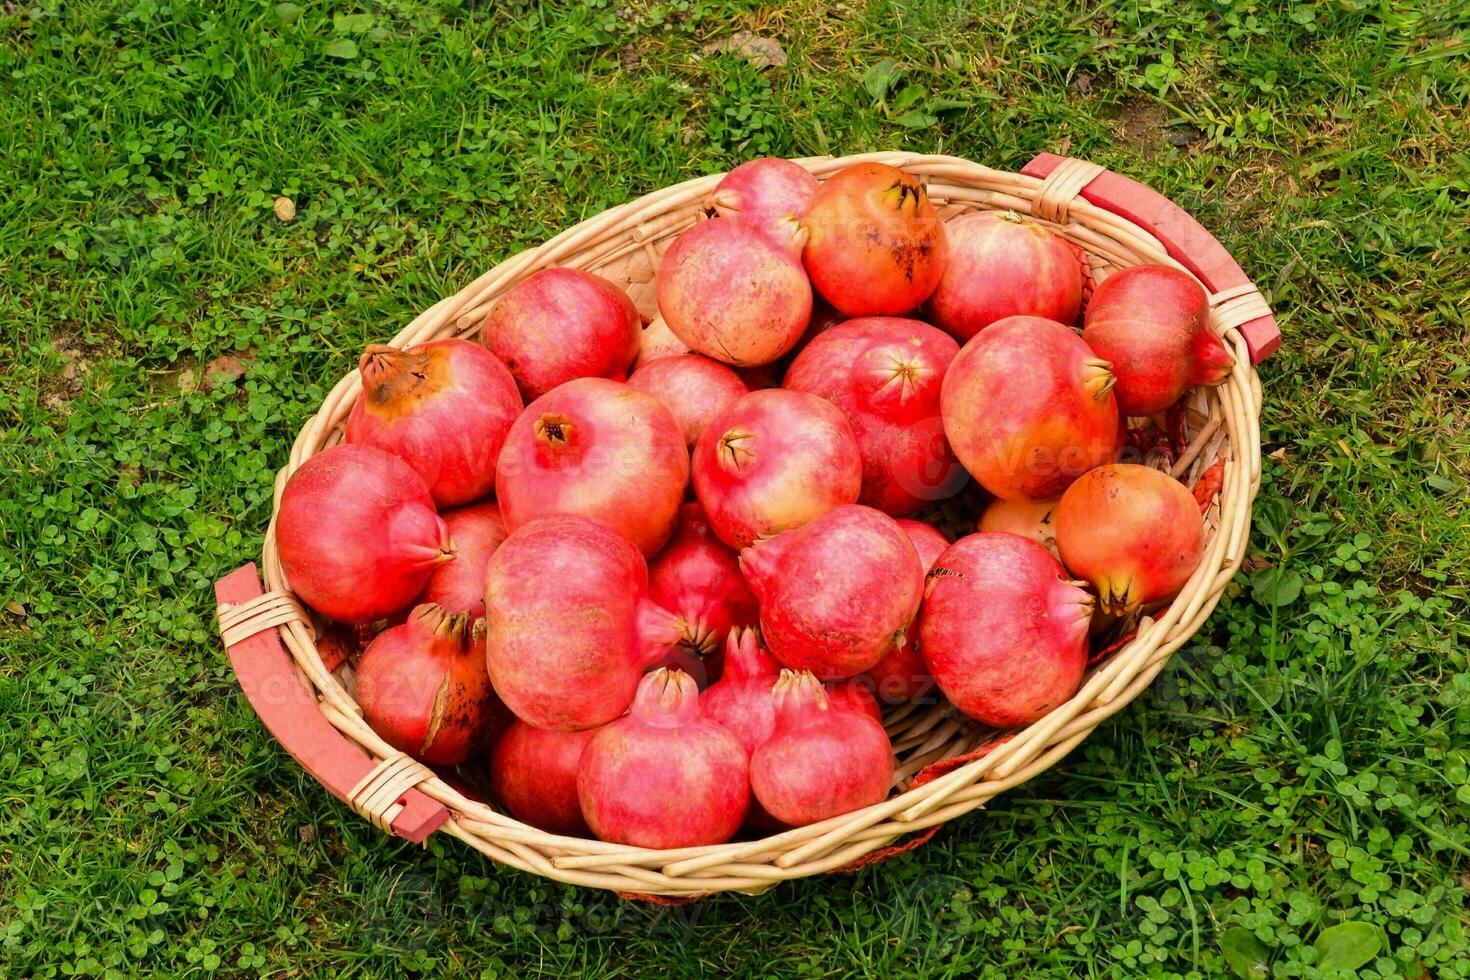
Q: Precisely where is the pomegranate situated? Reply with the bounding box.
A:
[488,721,597,837]
[1083,264,1234,416]
[741,504,924,679]
[978,497,1062,559]
[627,354,749,449]
[941,315,1120,501]
[577,669,749,847]
[656,218,812,367]
[802,162,947,315]
[784,317,964,515]
[863,519,949,703]
[345,339,521,508]
[277,444,453,624]
[420,502,506,618]
[646,503,759,685]
[700,627,781,755]
[495,378,688,557]
[692,389,863,549]
[483,516,684,731]
[1055,463,1205,614]
[355,604,507,765]
[639,315,692,362]
[704,157,819,229]
[825,678,883,724]
[750,670,894,826]
[919,533,1093,727]
[481,267,641,399]
[924,211,1084,340]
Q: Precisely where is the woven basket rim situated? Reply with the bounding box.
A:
[243,152,1266,896]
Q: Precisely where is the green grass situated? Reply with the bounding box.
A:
[2,0,1468,976]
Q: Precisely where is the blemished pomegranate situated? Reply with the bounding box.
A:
[277,444,453,624]
[919,532,1093,727]
[862,519,949,703]
[627,353,749,449]
[345,339,521,507]
[741,504,924,679]
[481,267,642,399]
[704,157,819,229]
[488,721,597,837]
[924,211,1084,340]
[699,627,781,755]
[784,317,964,515]
[483,516,684,731]
[978,496,1062,559]
[1082,264,1234,416]
[656,218,813,367]
[941,315,1120,501]
[420,502,507,618]
[646,503,759,686]
[1055,463,1205,614]
[692,388,863,549]
[355,604,507,766]
[802,162,947,316]
[750,670,895,826]
[495,377,689,557]
[577,669,749,848]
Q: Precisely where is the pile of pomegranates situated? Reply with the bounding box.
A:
[274,158,1227,848]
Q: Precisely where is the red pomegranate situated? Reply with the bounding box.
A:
[1083,264,1234,416]
[978,496,1062,559]
[277,444,453,624]
[345,339,521,507]
[741,504,924,679]
[704,157,819,229]
[1055,463,1205,614]
[646,503,759,686]
[577,669,749,848]
[656,218,812,367]
[862,518,949,703]
[941,315,1120,501]
[919,533,1093,727]
[420,502,506,618]
[750,670,894,826]
[825,679,883,724]
[784,316,964,515]
[483,516,684,731]
[699,627,781,755]
[488,721,597,837]
[481,267,641,399]
[924,211,1084,340]
[802,162,947,316]
[355,605,508,765]
[495,378,688,557]
[627,354,749,449]
[692,389,863,549]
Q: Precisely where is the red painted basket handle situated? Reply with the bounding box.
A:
[1022,153,1281,363]
[214,564,449,843]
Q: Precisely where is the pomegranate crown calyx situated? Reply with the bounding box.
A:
[772,668,829,713]
[631,668,701,727]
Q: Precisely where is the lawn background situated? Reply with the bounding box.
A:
[2,0,1468,976]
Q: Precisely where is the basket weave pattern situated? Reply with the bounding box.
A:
[229,153,1266,896]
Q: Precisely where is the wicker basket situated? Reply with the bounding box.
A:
[214,152,1276,898]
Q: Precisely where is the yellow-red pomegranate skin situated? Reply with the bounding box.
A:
[627,353,749,450]
[420,501,506,618]
[1055,463,1205,614]
[489,721,597,837]
[940,315,1120,501]
[978,496,1062,559]
[802,162,948,316]
[862,518,949,703]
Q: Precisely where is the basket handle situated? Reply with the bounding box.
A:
[1022,152,1281,363]
[214,564,449,843]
